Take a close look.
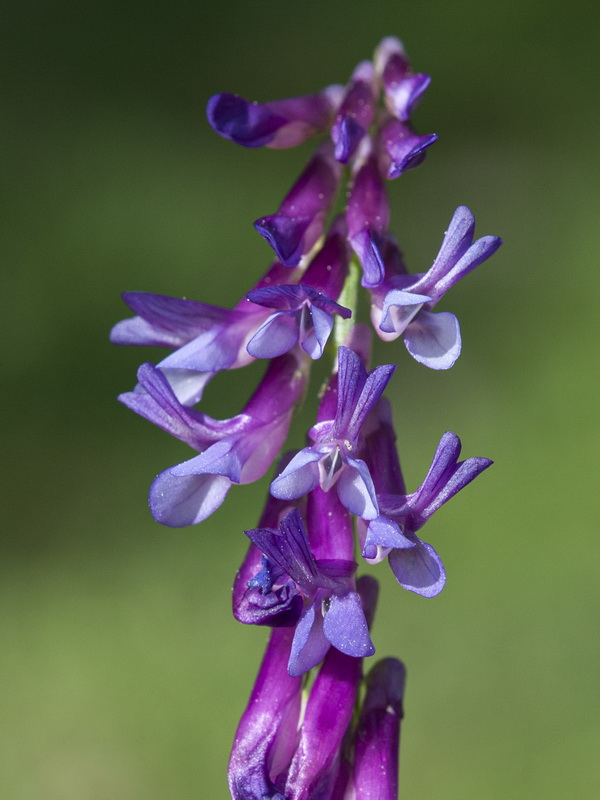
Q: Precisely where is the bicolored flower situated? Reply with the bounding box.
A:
[360,403,492,597]
[254,142,343,267]
[346,147,390,287]
[370,205,502,368]
[111,261,299,406]
[330,60,378,164]
[246,507,375,676]
[207,84,344,149]
[270,347,395,520]
[133,349,309,527]
[374,36,431,123]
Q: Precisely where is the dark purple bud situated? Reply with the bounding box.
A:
[349,658,406,799]
[207,85,343,149]
[254,142,343,266]
[375,37,431,122]
[331,61,378,164]
[379,117,438,179]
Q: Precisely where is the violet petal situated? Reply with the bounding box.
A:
[404,310,462,369]
[288,602,331,677]
[323,591,375,658]
[270,448,322,501]
[388,538,446,597]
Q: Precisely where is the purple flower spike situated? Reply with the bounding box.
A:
[331,61,378,164]
[149,351,309,527]
[246,284,351,360]
[375,37,431,122]
[207,85,343,149]
[270,347,395,520]
[371,206,502,369]
[379,117,438,179]
[254,142,343,267]
[228,627,302,800]
[346,152,390,287]
[348,658,406,799]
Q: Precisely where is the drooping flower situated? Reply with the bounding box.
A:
[245,505,374,676]
[206,85,344,149]
[127,349,309,527]
[370,205,502,369]
[253,142,343,267]
[270,346,395,520]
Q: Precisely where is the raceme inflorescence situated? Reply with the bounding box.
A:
[112,36,501,799]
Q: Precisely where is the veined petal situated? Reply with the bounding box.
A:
[324,591,375,658]
[253,214,314,267]
[362,516,414,561]
[388,538,446,597]
[404,310,461,369]
[270,448,322,501]
[337,457,379,520]
[246,312,300,359]
[288,602,331,677]
[149,468,231,527]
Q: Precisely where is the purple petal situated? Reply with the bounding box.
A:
[349,658,405,800]
[388,538,446,597]
[432,234,503,300]
[404,310,462,369]
[335,348,395,442]
[362,516,414,561]
[118,363,246,449]
[247,284,307,310]
[302,304,334,359]
[246,509,340,594]
[149,468,232,527]
[331,61,376,163]
[228,628,301,800]
[151,368,212,407]
[324,591,375,658]
[270,448,322,501]
[332,115,365,163]
[419,455,493,523]
[253,214,314,267]
[246,311,300,359]
[110,292,231,347]
[379,288,432,336]
[288,602,331,677]
[349,229,386,287]
[380,118,438,179]
[337,457,379,520]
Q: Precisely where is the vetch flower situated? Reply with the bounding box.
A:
[111,260,299,406]
[207,85,343,149]
[378,115,438,179]
[370,205,502,368]
[330,60,378,164]
[246,217,352,359]
[374,36,431,123]
[254,142,343,267]
[270,346,395,520]
[146,349,309,527]
[245,506,375,676]
[361,409,492,597]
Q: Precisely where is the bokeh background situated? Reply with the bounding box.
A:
[2,1,598,797]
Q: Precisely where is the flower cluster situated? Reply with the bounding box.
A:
[112,37,501,799]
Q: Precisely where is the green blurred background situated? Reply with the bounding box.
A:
[2,0,598,797]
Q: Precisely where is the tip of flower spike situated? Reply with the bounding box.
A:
[206,93,287,148]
